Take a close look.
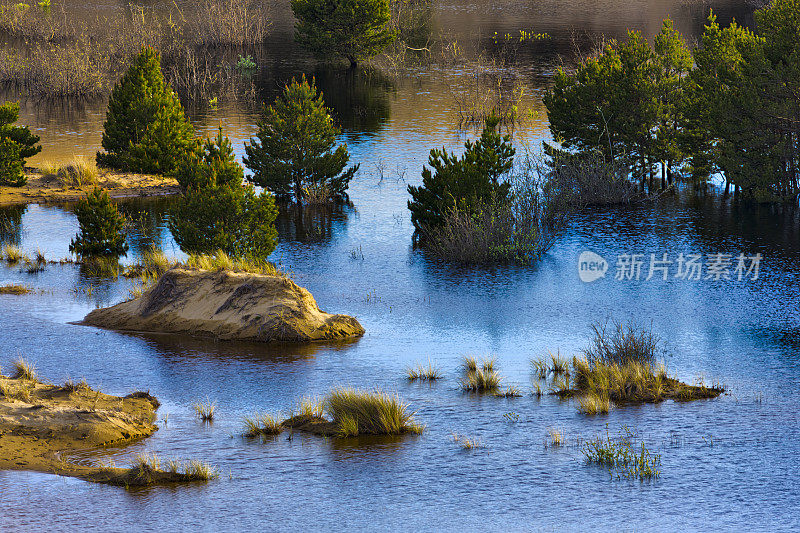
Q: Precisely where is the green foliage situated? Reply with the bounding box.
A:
[291,0,396,67]
[408,117,514,235]
[176,127,242,191]
[0,101,41,187]
[0,138,24,187]
[96,47,196,175]
[243,76,358,204]
[170,130,278,259]
[69,188,129,257]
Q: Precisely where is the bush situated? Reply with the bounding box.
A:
[244,76,358,204]
[170,130,278,259]
[0,100,41,186]
[583,320,661,367]
[69,188,129,257]
[291,0,395,68]
[408,117,514,236]
[96,47,196,175]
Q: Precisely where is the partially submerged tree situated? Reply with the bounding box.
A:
[408,116,515,235]
[243,76,358,204]
[96,47,196,175]
[291,0,396,68]
[170,130,279,258]
[0,101,41,187]
[69,188,129,257]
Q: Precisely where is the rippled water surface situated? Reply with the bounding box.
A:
[2,1,799,531]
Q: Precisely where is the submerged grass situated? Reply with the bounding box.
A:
[0,284,31,294]
[325,388,423,437]
[452,433,484,450]
[582,428,661,481]
[192,398,217,422]
[128,453,218,484]
[461,356,502,393]
[242,412,282,437]
[406,361,443,381]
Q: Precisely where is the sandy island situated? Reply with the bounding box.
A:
[0,373,206,485]
[0,168,180,206]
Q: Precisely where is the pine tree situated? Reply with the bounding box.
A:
[408,117,515,235]
[0,101,41,187]
[96,47,196,175]
[243,76,358,204]
[291,0,396,68]
[170,130,279,258]
[0,138,24,187]
[69,188,129,257]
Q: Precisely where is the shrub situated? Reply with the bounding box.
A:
[169,131,278,259]
[408,117,514,236]
[69,188,129,257]
[243,76,358,204]
[291,0,395,68]
[96,47,196,175]
[583,320,660,367]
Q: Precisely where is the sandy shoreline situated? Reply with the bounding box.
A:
[0,373,164,483]
[0,168,180,206]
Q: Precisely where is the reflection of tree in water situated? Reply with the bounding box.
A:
[116,197,172,254]
[0,204,26,245]
[275,202,353,243]
[254,64,394,136]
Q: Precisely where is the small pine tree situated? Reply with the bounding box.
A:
[69,188,129,257]
[408,117,515,235]
[0,138,24,187]
[0,101,41,187]
[291,0,396,68]
[243,76,358,204]
[170,131,278,258]
[176,127,242,191]
[96,47,196,175]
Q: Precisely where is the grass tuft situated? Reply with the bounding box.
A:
[185,251,282,276]
[494,385,522,397]
[546,427,564,447]
[12,357,36,381]
[57,157,99,187]
[325,388,423,437]
[0,284,31,294]
[242,412,282,437]
[461,356,502,393]
[3,244,22,264]
[406,361,443,381]
[192,398,217,422]
[578,392,611,415]
[63,377,90,392]
[452,433,484,450]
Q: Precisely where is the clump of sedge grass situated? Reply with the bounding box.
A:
[406,361,443,381]
[57,157,99,187]
[63,377,90,392]
[242,412,282,437]
[0,284,31,294]
[12,357,37,381]
[494,385,522,397]
[584,320,660,366]
[325,388,423,437]
[130,453,218,483]
[452,433,484,450]
[461,356,501,393]
[34,248,45,264]
[185,250,282,276]
[192,398,217,422]
[290,396,324,418]
[577,391,611,415]
[3,244,22,264]
[546,427,564,448]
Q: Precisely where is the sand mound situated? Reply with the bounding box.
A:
[0,376,158,478]
[83,268,365,342]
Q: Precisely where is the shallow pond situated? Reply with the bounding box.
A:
[2,0,799,531]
